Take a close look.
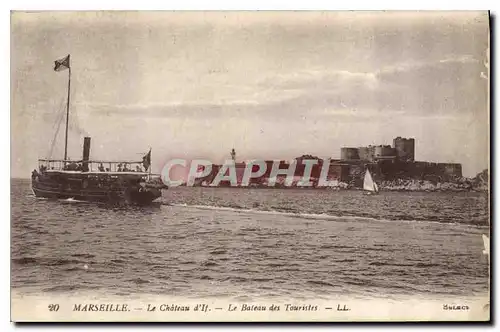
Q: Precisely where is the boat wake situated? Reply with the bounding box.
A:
[61,198,87,203]
[28,195,89,204]
[28,195,48,200]
[166,203,486,228]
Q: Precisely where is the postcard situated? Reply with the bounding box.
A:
[11,10,490,322]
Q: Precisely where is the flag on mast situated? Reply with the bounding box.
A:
[54,54,70,71]
[142,149,152,171]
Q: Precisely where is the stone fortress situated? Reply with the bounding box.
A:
[339,137,462,186]
[195,137,464,188]
[341,137,415,163]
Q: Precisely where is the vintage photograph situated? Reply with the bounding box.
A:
[11,11,490,322]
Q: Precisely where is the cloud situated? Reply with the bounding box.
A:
[374,55,487,114]
[376,54,479,77]
[439,54,480,64]
[76,52,487,124]
[251,55,486,118]
[261,69,378,89]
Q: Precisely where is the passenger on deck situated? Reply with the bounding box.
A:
[65,162,78,171]
[136,166,142,172]
[98,163,105,172]
[123,164,129,172]
[117,164,122,172]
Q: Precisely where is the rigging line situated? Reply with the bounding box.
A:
[48,112,64,158]
[50,96,65,131]
[47,97,66,159]
[66,82,88,137]
[47,102,65,159]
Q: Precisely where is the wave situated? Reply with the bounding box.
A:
[221,276,248,283]
[12,257,38,265]
[250,277,274,282]
[12,257,85,266]
[127,277,151,284]
[209,249,227,255]
[306,280,337,287]
[199,275,213,280]
[42,284,100,292]
[71,253,95,259]
[200,261,219,267]
[167,203,488,228]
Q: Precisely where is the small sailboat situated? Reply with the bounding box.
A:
[363,168,379,195]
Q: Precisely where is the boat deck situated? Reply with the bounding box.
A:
[44,170,152,176]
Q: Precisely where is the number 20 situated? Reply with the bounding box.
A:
[48,304,59,312]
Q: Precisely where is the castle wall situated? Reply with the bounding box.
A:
[199,134,463,187]
[198,158,461,187]
[376,161,463,182]
[373,145,396,159]
[357,147,373,161]
[443,163,463,178]
[340,159,463,187]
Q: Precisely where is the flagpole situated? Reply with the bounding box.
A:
[63,58,71,162]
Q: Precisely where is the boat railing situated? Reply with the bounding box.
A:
[38,159,149,174]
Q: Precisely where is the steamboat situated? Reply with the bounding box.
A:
[31,54,166,205]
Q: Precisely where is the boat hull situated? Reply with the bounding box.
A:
[31,171,163,205]
[363,190,379,195]
[32,184,162,205]
[32,185,162,205]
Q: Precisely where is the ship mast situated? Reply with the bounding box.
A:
[64,63,71,161]
[54,54,72,162]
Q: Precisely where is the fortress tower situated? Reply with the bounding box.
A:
[393,137,415,162]
[340,147,360,160]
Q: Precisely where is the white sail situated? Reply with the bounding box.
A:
[363,169,377,192]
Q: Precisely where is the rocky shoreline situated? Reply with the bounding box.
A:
[192,181,488,192]
[377,179,487,192]
[339,169,489,192]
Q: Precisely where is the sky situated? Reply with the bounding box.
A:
[11,11,489,178]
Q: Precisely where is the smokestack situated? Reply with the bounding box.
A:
[82,137,91,172]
